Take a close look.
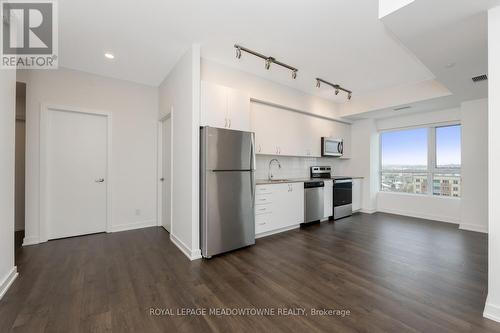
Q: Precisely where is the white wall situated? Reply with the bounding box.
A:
[376,107,461,131]
[378,192,460,223]
[158,45,201,260]
[201,59,342,120]
[14,120,25,231]
[19,68,159,245]
[376,109,460,222]
[345,119,379,213]
[373,104,488,228]
[376,108,460,224]
[485,5,500,323]
[0,69,18,299]
[461,99,488,233]
[375,107,468,224]
[255,155,352,181]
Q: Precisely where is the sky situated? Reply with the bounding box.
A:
[381,125,461,167]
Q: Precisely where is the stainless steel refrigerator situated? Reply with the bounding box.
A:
[200,126,256,258]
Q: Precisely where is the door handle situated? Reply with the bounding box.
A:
[95,178,105,183]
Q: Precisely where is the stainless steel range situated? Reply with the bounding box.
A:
[310,166,353,220]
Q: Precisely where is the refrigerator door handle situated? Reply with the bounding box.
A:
[250,133,256,171]
[250,171,255,209]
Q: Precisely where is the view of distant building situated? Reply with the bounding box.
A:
[381,168,460,197]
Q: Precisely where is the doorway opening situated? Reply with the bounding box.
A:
[158,114,172,233]
[14,82,26,257]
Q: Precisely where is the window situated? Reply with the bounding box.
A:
[380,124,461,197]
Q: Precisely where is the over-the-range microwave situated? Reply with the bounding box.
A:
[321,137,344,157]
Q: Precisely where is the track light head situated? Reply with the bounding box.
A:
[235,47,242,59]
[347,92,352,100]
[316,79,321,88]
[265,58,273,70]
[335,88,339,95]
[292,70,297,79]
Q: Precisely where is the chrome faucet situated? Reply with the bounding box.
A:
[268,158,281,180]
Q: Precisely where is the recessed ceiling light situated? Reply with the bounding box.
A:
[104,52,115,60]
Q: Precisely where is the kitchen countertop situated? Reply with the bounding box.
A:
[256,176,364,185]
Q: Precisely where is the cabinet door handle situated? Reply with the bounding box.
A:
[225,118,228,128]
[229,119,232,128]
[259,145,262,153]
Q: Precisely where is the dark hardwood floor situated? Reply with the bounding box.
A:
[1,212,499,332]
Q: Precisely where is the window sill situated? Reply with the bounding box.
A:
[378,191,461,200]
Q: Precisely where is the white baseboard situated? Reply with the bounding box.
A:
[360,208,377,214]
[22,236,40,246]
[170,233,202,260]
[459,223,488,234]
[484,297,500,323]
[377,208,460,224]
[110,219,157,233]
[0,266,18,300]
[256,224,300,239]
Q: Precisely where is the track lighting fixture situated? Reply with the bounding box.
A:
[234,44,298,79]
[316,78,352,101]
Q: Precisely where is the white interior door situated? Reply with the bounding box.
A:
[45,109,107,240]
[161,117,171,232]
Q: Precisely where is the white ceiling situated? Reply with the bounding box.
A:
[58,0,434,101]
[339,0,500,119]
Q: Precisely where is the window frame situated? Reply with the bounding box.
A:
[379,122,461,197]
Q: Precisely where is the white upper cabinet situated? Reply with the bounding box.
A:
[226,87,250,131]
[200,81,250,132]
[250,102,351,158]
[201,81,227,129]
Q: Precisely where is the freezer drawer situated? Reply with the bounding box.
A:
[201,170,255,257]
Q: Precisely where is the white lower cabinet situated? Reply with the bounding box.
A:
[323,180,333,219]
[255,182,304,237]
[352,179,362,212]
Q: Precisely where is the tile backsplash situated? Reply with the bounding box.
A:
[255,155,348,180]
